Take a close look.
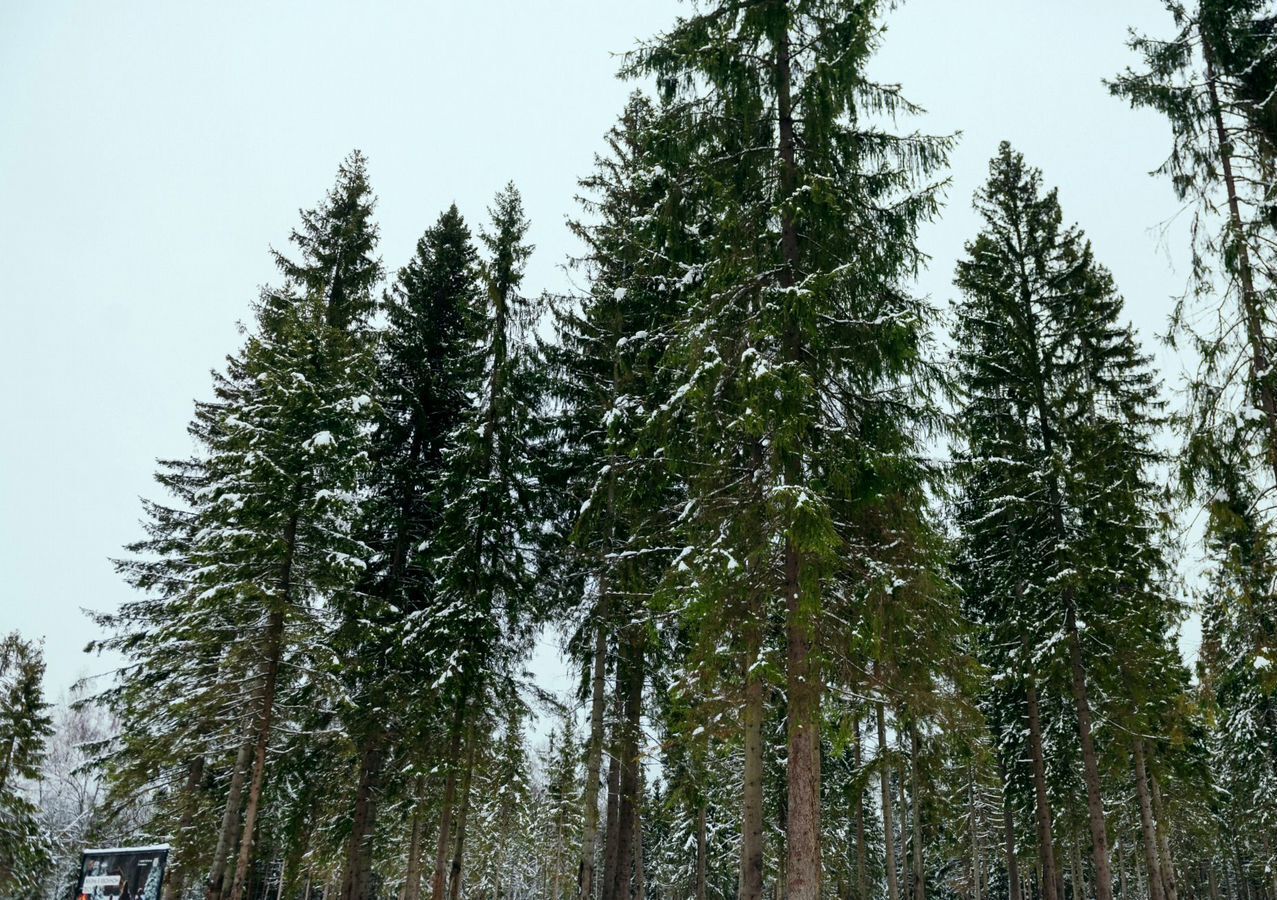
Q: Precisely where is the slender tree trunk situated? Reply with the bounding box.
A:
[579,598,610,900]
[879,705,900,900]
[1133,738,1165,900]
[166,754,205,900]
[612,632,644,900]
[970,766,981,900]
[741,613,766,900]
[1209,863,1220,900]
[695,800,708,900]
[774,12,820,900]
[342,735,385,900]
[1149,773,1177,900]
[897,736,912,900]
[634,768,646,900]
[601,711,622,900]
[228,606,288,900]
[1117,836,1127,900]
[448,720,479,900]
[1064,604,1113,900]
[1024,659,1060,900]
[432,700,466,900]
[854,718,868,900]
[1070,838,1083,900]
[403,774,427,900]
[1202,31,1277,486]
[208,722,255,900]
[910,725,925,900]
[1002,779,1022,900]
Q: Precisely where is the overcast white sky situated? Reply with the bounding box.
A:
[1,1,1197,704]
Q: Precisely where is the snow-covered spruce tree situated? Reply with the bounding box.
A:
[545,92,692,900]
[623,4,950,898]
[1112,3,1277,887]
[328,203,485,900]
[102,151,381,900]
[0,632,54,898]
[952,143,1189,900]
[415,183,545,900]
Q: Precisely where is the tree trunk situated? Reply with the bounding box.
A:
[1024,660,1060,900]
[342,735,385,900]
[1117,836,1127,900]
[910,725,925,900]
[740,615,766,900]
[854,719,868,900]
[448,720,479,900]
[879,705,900,900]
[1149,773,1178,900]
[1133,737,1165,900]
[634,768,646,900]
[775,12,820,900]
[1064,604,1114,900]
[579,601,610,900]
[897,736,912,900]
[695,800,708,900]
[1202,30,1277,486]
[601,675,624,900]
[1001,779,1022,900]
[431,700,465,900]
[207,722,255,900]
[228,607,287,900]
[1070,838,1083,900]
[403,774,427,900]
[166,754,205,900]
[612,631,644,900]
[969,766,981,900]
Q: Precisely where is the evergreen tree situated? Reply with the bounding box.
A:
[0,632,53,899]
[415,183,546,900]
[952,143,1185,900]
[100,152,382,900]
[623,4,950,898]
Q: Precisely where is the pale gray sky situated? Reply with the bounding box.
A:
[1,1,1196,703]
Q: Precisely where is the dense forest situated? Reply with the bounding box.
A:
[4,2,1277,900]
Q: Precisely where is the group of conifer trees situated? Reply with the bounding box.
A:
[74,2,1277,900]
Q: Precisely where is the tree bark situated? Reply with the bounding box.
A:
[430,701,465,900]
[1024,659,1060,900]
[1202,30,1277,486]
[601,674,623,900]
[879,705,900,900]
[166,754,205,900]
[447,720,479,900]
[740,614,766,900]
[207,721,255,900]
[342,735,385,900]
[403,774,427,900]
[774,10,820,900]
[612,628,648,898]
[579,599,610,900]
[969,765,980,900]
[611,631,644,900]
[854,718,868,900]
[228,606,287,900]
[1133,737,1166,900]
[1064,604,1114,900]
[695,800,708,900]
[910,724,925,900]
[1149,772,1178,900]
[634,768,646,900]
[1001,778,1022,900]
